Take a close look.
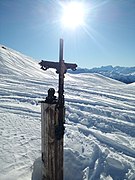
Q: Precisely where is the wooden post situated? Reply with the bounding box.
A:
[41,102,63,180]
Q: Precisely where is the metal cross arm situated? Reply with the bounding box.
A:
[39,60,77,74]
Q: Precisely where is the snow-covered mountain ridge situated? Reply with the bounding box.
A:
[0,45,135,180]
[69,65,135,84]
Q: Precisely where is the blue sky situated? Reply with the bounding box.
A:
[0,0,135,68]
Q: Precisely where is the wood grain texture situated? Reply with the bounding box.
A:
[41,103,63,180]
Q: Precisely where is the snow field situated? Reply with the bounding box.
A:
[0,45,135,179]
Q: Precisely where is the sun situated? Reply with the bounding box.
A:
[60,1,86,30]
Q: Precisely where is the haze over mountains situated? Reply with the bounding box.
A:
[0,45,135,180]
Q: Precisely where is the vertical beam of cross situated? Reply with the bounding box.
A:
[56,39,66,140]
[58,38,64,108]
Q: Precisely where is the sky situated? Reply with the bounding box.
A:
[0,0,135,68]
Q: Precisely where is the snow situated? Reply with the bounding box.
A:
[0,45,135,179]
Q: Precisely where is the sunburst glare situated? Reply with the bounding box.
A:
[60,1,86,30]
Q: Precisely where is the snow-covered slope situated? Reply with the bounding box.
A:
[0,45,57,79]
[0,45,135,180]
[69,65,135,84]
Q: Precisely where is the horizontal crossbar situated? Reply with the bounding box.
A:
[39,60,77,74]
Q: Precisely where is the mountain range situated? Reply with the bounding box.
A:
[69,65,135,84]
